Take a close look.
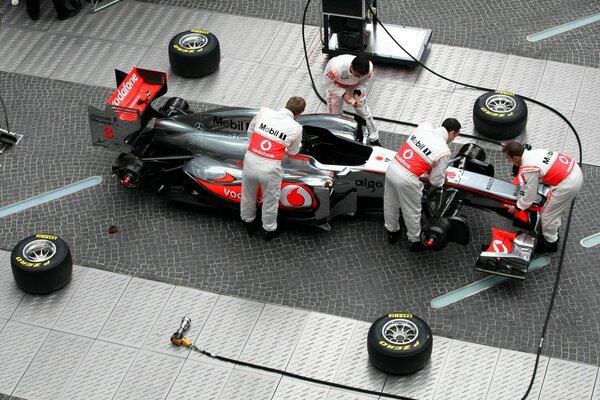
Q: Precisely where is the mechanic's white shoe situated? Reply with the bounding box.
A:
[369,139,381,147]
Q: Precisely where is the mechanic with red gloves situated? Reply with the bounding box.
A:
[384,119,461,252]
[322,55,380,146]
[502,142,583,253]
[240,97,306,241]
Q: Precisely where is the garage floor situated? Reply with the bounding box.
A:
[1,0,600,399]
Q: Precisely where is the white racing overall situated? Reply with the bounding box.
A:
[384,124,451,242]
[516,149,583,243]
[322,54,379,142]
[240,107,302,232]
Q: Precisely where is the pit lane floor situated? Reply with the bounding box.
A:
[0,0,600,398]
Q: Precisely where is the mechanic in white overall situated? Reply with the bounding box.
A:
[502,142,583,253]
[384,119,461,252]
[322,55,380,146]
[240,97,305,241]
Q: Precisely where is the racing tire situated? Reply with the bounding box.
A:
[367,313,433,375]
[169,30,220,78]
[473,91,528,140]
[10,234,73,294]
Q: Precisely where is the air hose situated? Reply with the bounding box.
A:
[300,1,584,399]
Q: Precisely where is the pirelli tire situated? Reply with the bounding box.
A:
[169,30,220,78]
[367,313,433,375]
[10,234,73,294]
[473,91,528,140]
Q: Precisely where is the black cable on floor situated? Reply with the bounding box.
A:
[301,1,585,399]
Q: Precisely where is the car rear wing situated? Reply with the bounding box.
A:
[88,68,167,152]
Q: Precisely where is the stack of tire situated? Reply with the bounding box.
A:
[473,90,528,140]
[10,234,72,294]
[169,30,221,78]
[367,313,433,374]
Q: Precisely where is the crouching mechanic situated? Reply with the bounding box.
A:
[384,119,461,252]
[240,97,306,241]
[502,142,583,253]
[323,55,380,146]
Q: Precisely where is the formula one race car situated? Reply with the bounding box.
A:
[88,68,549,276]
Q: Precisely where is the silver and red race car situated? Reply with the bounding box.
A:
[88,68,550,278]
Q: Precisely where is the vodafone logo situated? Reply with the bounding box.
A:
[260,139,272,151]
[492,240,509,253]
[280,185,313,208]
[558,155,569,164]
[402,149,414,159]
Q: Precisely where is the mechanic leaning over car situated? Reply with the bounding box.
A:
[240,97,306,241]
[384,119,461,252]
[322,55,380,147]
[502,142,583,253]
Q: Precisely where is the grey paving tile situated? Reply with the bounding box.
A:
[80,0,136,43]
[332,321,386,392]
[2,0,57,31]
[521,105,572,151]
[226,16,282,63]
[166,358,233,400]
[563,111,600,165]
[113,349,184,400]
[188,295,264,362]
[458,49,508,90]
[197,57,258,106]
[384,336,452,400]
[263,22,319,69]
[326,387,378,399]
[364,80,413,134]
[274,69,326,114]
[137,43,171,76]
[165,74,208,103]
[0,27,43,72]
[399,86,453,127]
[0,321,50,395]
[16,32,79,78]
[444,90,482,138]
[374,63,421,87]
[50,37,113,84]
[11,265,88,329]
[143,286,218,357]
[485,349,548,400]
[498,55,546,99]
[202,12,246,58]
[535,61,585,111]
[98,277,174,348]
[434,340,500,400]
[116,3,177,46]
[236,63,297,109]
[154,7,212,48]
[272,376,329,400]
[62,340,138,400]
[219,366,280,400]
[538,357,597,399]
[575,67,600,116]
[85,41,149,88]
[0,251,24,320]
[0,318,6,332]
[54,268,130,338]
[13,330,93,400]
[286,312,356,382]
[239,304,309,370]
[414,44,469,92]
